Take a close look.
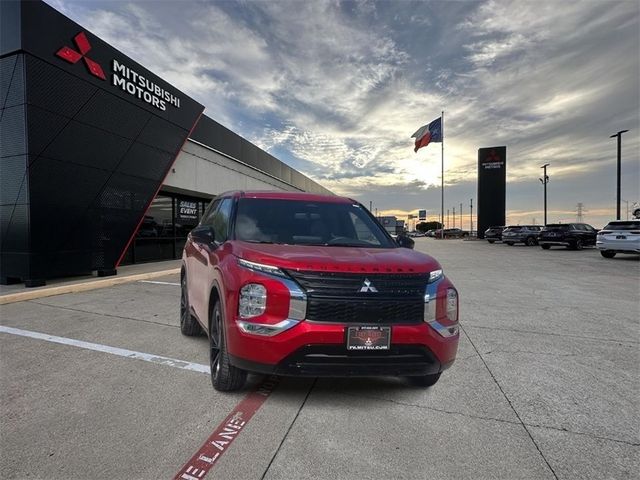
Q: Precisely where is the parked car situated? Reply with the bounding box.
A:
[484,226,505,243]
[502,225,543,246]
[425,229,437,237]
[434,228,469,239]
[181,191,459,391]
[538,223,598,250]
[596,220,640,258]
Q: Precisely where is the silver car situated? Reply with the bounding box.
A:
[596,220,640,258]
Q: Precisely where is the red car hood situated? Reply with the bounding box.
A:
[232,242,440,274]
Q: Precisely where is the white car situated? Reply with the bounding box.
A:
[596,220,640,258]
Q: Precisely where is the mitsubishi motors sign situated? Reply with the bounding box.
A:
[55,31,182,112]
[9,1,201,129]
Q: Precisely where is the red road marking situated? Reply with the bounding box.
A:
[174,376,280,480]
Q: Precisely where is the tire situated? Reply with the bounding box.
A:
[180,270,203,336]
[409,373,441,387]
[600,250,616,258]
[210,301,247,392]
[570,238,583,251]
[505,242,514,246]
[488,240,495,244]
[525,237,536,246]
[541,244,551,250]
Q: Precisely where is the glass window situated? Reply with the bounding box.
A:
[136,195,173,239]
[234,198,394,248]
[211,198,233,242]
[604,221,640,230]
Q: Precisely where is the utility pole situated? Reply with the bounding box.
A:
[539,164,550,225]
[453,207,456,228]
[447,209,450,228]
[610,130,629,220]
[576,203,586,223]
[470,198,473,234]
[369,201,372,212]
[460,203,463,231]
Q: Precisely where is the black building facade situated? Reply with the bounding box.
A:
[1,1,328,286]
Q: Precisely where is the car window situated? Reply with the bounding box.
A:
[201,199,221,226]
[234,198,394,247]
[604,221,640,230]
[211,198,233,242]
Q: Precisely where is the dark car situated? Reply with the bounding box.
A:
[538,223,598,250]
[181,191,459,391]
[502,225,543,246]
[484,226,505,243]
[434,228,469,239]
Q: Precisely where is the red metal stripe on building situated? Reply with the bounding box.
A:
[174,376,280,480]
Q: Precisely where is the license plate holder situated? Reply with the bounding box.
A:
[346,326,391,351]
[616,235,627,239]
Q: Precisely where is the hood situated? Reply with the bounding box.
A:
[232,242,439,274]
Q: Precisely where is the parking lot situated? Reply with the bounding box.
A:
[1,239,638,479]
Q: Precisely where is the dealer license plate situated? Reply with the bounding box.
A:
[616,235,626,239]
[346,326,391,351]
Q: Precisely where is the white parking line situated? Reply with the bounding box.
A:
[139,280,180,286]
[0,325,209,374]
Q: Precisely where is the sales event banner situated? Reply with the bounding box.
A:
[477,146,506,239]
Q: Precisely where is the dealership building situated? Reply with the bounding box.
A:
[0,0,331,287]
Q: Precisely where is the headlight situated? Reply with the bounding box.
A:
[428,269,443,283]
[237,258,287,277]
[446,288,458,323]
[239,283,267,318]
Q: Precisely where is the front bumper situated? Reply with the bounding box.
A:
[230,344,450,377]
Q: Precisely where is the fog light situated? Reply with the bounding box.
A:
[239,284,266,318]
[446,288,458,323]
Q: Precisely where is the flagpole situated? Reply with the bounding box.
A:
[441,110,444,239]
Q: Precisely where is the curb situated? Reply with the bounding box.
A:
[0,268,181,306]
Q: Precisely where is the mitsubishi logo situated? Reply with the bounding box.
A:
[359,278,378,293]
[56,32,106,80]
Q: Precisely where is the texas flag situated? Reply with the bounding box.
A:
[411,117,442,152]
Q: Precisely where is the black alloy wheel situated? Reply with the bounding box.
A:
[210,301,247,391]
[572,238,584,250]
[526,237,537,246]
[180,271,202,336]
[541,244,551,250]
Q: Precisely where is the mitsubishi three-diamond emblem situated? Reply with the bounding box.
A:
[56,32,106,80]
[359,278,378,293]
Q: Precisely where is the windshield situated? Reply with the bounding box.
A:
[234,198,396,248]
[603,221,640,231]
[504,226,522,232]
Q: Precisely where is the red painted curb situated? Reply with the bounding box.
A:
[174,376,280,479]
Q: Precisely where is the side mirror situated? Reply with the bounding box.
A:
[396,234,415,249]
[191,225,215,244]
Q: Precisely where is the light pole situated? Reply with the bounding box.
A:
[539,164,550,225]
[447,209,450,228]
[610,130,629,220]
[453,207,456,228]
[470,198,473,234]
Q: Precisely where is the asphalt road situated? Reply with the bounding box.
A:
[1,239,638,479]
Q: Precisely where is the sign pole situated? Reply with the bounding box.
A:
[441,110,445,239]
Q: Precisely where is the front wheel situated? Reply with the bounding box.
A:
[409,373,441,387]
[505,242,514,246]
[487,240,495,244]
[571,238,583,250]
[600,250,616,258]
[541,244,551,250]
[526,237,537,246]
[210,301,247,392]
[180,270,203,336]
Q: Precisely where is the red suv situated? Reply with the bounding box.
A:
[181,191,459,391]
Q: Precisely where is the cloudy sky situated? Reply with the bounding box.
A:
[48,0,639,227]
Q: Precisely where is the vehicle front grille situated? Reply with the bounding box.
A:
[285,270,428,324]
